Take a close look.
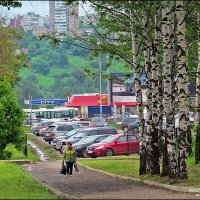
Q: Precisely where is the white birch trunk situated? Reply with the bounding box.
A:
[167,1,178,179]
[142,13,152,174]
[150,8,161,175]
[195,7,200,164]
[130,9,146,175]
[176,0,188,179]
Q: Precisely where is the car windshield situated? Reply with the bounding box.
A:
[100,135,119,143]
[78,135,99,144]
[66,130,77,137]
[73,132,87,139]
[47,126,56,131]
[76,136,90,144]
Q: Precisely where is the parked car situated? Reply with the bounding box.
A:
[50,129,78,148]
[60,126,118,152]
[121,117,138,132]
[127,120,147,134]
[73,134,111,158]
[60,136,91,154]
[87,133,139,158]
[32,120,56,135]
[72,121,91,128]
[91,117,107,127]
[43,123,80,143]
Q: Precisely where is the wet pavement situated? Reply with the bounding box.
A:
[25,161,200,199]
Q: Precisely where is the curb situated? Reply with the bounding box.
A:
[0,160,37,165]
[27,170,78,199]
[77,162,200,194]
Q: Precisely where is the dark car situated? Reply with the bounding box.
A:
[121,117,138,132]
[127,121,139,134]
[60,126,118,152]
[67,126,118,144]
[73,134,111,158]
[87,133,139,158]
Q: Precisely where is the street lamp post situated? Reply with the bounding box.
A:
[99,55,102,118]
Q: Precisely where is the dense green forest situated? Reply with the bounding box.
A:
[15,30,124,105]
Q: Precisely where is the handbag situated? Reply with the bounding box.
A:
[59,163,66,175]
[74,161,79,173]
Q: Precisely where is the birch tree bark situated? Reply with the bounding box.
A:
[195,5,200,164]
[167,1,178,180]
[176,0,188,179]
[162,2,177,179]
[130,8,146,175]
[142,13,152,174]
[150,8,161,175]
[161,4,170,177]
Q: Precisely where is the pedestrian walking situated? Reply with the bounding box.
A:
[62,142,77,177]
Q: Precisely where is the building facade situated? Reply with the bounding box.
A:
[49,0,79,37]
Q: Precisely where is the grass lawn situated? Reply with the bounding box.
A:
[78,155,200,188]
[6,144,40,161]
[0,162,58,199]
[27,134,61,160]
[108,123,121,130]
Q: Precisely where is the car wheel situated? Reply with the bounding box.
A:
[133,127,139,134]
[123,127,128,133]
[105,148,114,156]
[82,149,88,158]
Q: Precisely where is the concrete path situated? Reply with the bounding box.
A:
[25,161,200,199]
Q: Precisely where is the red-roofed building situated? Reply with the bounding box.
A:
[65,93,146,118]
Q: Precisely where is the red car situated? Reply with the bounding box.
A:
[86,133,139,158]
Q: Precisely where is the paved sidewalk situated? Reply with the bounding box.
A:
[25,161,199,199]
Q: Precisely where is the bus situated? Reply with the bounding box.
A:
[24,107,78,124]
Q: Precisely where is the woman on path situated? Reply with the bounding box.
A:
[62,142,77,176]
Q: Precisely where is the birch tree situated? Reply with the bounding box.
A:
[195,3,200,164]
[150,8,161,175]
[162,2,177,179]
[176,0,188,179]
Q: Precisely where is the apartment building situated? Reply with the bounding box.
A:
[49,0,79,37]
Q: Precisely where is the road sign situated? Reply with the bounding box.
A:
[31,99,69,105]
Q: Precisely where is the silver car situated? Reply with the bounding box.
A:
[43,122,80,143]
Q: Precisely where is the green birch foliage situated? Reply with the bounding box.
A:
[0,81,26,159]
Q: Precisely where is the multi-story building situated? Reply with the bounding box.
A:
[49,0,79,37]
[9,12,50,36]
[9,15,22,28]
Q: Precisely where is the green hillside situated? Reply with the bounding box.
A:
[16,31,128,106]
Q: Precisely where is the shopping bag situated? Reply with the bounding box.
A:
[59,164,66,175]
[74,162,79,173]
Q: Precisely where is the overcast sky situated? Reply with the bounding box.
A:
[0,1,93,18]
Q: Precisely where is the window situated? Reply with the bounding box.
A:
[47,126,56,131]
[118,136,127,142]
[96,136,108,143]
[97,130,107,135]
[128,118,137,123]
[128,135,137,141]
[88,130,97,136]
[57,125,73,131]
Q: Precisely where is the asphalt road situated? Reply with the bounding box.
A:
[25,161,200,199]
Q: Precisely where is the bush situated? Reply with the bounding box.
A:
[0,81,26,159]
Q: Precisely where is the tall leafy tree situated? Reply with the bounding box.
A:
[0,80,25,159]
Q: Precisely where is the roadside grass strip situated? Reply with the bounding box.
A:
[27,134,61,160]
[0,162,58,199]
[78,157,200,188]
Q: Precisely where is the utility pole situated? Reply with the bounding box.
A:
[100,55,102,117]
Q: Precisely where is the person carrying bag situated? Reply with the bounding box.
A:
[62,142,77,177]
